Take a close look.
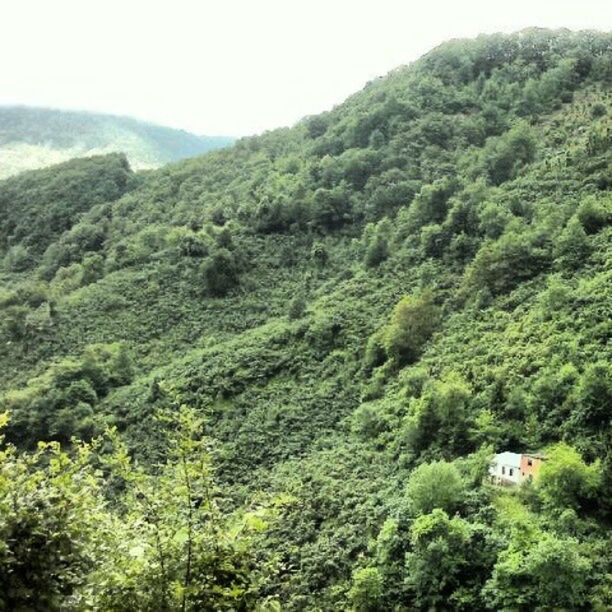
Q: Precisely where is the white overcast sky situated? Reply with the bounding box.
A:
[1,0,610,136]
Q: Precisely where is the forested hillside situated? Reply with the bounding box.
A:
[0,106,233,179]
[0,29,610,610]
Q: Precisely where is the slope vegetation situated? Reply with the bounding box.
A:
[0,29,610,610]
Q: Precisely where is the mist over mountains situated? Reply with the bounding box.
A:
[0,105,234,179]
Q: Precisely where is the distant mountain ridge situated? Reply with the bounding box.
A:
[0,106,234,179]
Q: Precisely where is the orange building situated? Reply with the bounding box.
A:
[520,453,545,482]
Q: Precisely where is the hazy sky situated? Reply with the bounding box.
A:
[1,0,611,136]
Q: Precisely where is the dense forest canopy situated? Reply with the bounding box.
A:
[0,28,610,610]
[0,106,234,179]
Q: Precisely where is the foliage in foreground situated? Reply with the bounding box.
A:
[0,410,277,611]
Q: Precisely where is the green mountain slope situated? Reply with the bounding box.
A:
[0,105,234,179]
[0,28,611,610]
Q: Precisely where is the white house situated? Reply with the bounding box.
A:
[489,451,522,485]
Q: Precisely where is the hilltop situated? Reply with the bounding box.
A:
[0,105,233,178]
[0,29,610,610]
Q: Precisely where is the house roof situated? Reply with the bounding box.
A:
[492,452,521,468]
[524,452,546,460]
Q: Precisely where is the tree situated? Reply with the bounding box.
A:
[537,443,601,512]
[311,241,328,267]
[364,235,389,268]
[349,567,383,611]
[311,184,352,230]
[0,413,109,610]
[404,510,471,610]
[363,170,419,221]
[288,293,307,320]
[305,114,330,139]
[576,195,610,234]
[484,534,591,610]
[405,374,473,457]
[419,223,447,258]
[97,408,262,610]
[569,361,612,433]
[201,249,239,297]
[368,128,386,149]
[382,292,440,366]
[406,178,457,230]
[2,245,32,272]
[464,229,551,295]
[364,219,392,268]
[482,121,537,185]
[81,252,105,285]
[1,305,29,342]
[405,460,465,515]
[478,201,512,239]
[351,402,387,441]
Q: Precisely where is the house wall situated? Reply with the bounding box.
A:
[489,453,522,485]
[494,463,521,484]
[520,454,544,481]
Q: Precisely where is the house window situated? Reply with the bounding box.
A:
[501,466,505,475]
[509,468,514,476]
[527,459,533,466]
